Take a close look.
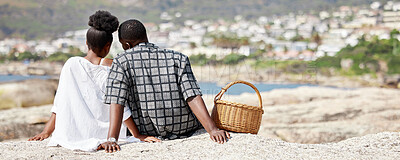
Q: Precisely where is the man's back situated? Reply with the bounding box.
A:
[104,42,202,138]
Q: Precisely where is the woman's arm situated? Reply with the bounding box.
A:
[124,116,160,143]
[28,113,56,141]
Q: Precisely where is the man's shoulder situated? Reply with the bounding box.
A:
[161,48,188,61]
[113,43,189,62]
[112,51,131,63]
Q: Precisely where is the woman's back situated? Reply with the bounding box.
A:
[48,57,131,151]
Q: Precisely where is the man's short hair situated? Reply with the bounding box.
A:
[118,19,147,41]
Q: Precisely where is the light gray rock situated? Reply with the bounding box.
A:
[0,79,58,109]
[1,86,400,145]
[0,132,399,159]
[206,87,400,144]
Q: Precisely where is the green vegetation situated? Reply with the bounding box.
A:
[0,55,6,63]
[1,46,85,63]
[47,49,85,62]
[314,56,341,69]
[210,34,249,48]
[315,30,400,75]
[189,29,400,77]
[47,52,74,62]
[222,53,247,65]
[189,54,209,66]
[0,0,388,39]
[189,53,247,66]
[3,51,42,61]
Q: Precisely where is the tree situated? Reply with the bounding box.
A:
[311,33,322,45]
[222,53,247,65]
[47,52,73,63]
[189,53,208,66]
[16,51,42,61]
[390,29,400,39]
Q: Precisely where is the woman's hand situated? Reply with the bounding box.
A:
[136,135,161,143]
[209,129,230,144]
[28,132,50,141]
[97,141,120,153]
[28,113,56,141]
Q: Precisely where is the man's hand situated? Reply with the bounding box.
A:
[187,95,231,144]
[97,141,120,153]
[28,132,50,141]
[136,135,161,143]
[209,129,230,144]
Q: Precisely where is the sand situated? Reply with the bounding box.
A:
[1,132,400,159]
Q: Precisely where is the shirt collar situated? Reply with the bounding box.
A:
[120,42,158,56]
[135,42,158,49]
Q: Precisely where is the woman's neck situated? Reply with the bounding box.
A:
[84,50,102,65]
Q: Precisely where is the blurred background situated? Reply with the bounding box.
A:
[0,0,399,143]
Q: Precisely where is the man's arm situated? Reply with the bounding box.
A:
[187,95,230,144]
[28,113,56,141]
[124,117,160,142]
[100,58,130,153]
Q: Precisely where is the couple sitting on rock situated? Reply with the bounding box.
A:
[28,10,230,152]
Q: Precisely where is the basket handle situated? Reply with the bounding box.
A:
[214,80,263,108]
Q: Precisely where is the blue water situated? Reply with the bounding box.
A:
[0,75,317,95]
[199,82,317,95]
[0,74,51,83]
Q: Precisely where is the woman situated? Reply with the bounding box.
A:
[28,10,159,152]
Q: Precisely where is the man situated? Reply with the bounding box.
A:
[99,19,230,153]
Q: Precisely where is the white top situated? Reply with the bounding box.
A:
[47,57,136,152]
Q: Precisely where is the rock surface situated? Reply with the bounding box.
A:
[0,79,58,110]
[1,132,399,159]
[1,86,399,144]
[203,86,400,144]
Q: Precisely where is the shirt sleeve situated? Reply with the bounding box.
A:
[122,105,132,121]
[179,56,202,100]
[104,59,130,107]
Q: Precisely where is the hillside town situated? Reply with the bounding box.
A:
[0,1,399,62]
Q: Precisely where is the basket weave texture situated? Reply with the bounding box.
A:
[211,80,264,134]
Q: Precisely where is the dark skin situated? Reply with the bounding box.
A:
[29,41,160,144]
[28,113,56,141]
[99,38,231,153]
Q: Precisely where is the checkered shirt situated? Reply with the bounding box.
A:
[104,42,202,138]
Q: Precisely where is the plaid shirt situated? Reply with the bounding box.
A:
[104,42,202,138]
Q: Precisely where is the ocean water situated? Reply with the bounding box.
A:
[0,74,51,83]
[199,82,317,95]
[0,75,316,95]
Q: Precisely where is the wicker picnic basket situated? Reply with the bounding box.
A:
[211,80,264,134]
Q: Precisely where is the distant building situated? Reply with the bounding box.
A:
[382,2,400,29]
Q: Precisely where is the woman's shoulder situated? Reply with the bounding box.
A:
[61,57,88,70]
[100,58,113,67]
[62,57,79,67]
[65,56,83,64]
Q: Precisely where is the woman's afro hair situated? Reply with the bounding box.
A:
[88,10,119,34]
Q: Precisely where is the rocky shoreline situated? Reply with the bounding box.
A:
[1,61,399,89]
[191,65,400,88]
[0,86,400,158]
[1,86,399,144]
[0,79,58,110]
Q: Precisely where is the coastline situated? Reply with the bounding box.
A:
[0,86,399,159]
[191,65,396,88]
[1,86,399,144]
[0,79,58,110]
[1,61,399,89]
